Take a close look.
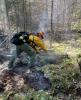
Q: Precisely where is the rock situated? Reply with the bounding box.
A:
[24,70,52,90]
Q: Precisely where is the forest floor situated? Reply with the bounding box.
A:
[0,37,81,100]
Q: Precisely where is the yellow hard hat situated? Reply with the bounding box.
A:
[37,32,45,39]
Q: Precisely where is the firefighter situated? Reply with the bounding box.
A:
[28,32,45,53]
[8,31,47,69]
[29,32,46,53]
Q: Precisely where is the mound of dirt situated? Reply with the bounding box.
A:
[24,70,52,90]
[0,68,52,92]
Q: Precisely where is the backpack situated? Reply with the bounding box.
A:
[11,32,29,45]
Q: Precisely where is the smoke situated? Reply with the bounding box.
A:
[37,12,49,33]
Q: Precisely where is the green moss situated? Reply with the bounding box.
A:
[51,41,81,58]
[52,42,67,54]
[71,20,81,31]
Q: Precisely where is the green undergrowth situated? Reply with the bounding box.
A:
[52,41,81,57]
[1,38,81,100]
[2,58,81,100]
